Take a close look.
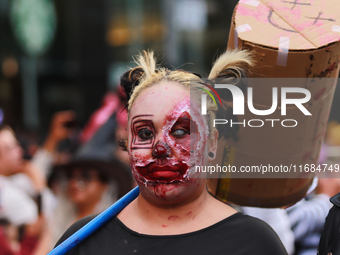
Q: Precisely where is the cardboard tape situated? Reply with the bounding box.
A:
[234,24,252,48]
[234,29,239,48]
[277,37,290,66]
[332,25,340,32]
[306,176,318,195]
[239,0,260,7]
[236,24,252,34]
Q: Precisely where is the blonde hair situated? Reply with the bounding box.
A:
[121,49,253,133]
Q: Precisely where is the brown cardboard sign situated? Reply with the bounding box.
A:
[208,0,340,208]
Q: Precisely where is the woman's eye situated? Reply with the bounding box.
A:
[138,129,154,140]
[171,129,189,138]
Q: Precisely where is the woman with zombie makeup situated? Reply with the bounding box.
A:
[55,51,288,255]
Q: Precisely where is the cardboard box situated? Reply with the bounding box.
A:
[207,0,340,207]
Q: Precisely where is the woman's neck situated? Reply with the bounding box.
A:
[118,188,237,235]
[137,187,209,221]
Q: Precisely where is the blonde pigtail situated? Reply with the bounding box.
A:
[208,49,254,80]
[134,50,157,78]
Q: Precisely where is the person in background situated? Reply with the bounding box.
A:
[318,191,340,254]
[318,122,340,255]
[0,110,78,255]
[0,125,41,227]
[0,218,44,255]
[287,177,340,255]
[32,111,77,177]
[0,125,47,255]
[241,206,295,254]
[286,127,340,255]
[80,90,131,166]
[7,111,77,226]
[80,89,127,145]
[49,113,133,244]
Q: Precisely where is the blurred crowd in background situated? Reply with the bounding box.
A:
[0,0,340,254]
[0,90,134,254]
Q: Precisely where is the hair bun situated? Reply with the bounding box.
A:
[120,67,145,102]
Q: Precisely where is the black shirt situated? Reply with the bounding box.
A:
[318,192,340,255]
[56,212,288,255]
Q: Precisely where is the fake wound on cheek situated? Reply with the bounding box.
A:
[163,100,204,160]
[169,112,191,151]
[129,100,208,184]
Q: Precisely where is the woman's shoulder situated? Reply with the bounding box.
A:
[208,211,274,233]
[219,213,288,254]
[55,214,98,247]
[224,212,279,233]
[207,197,284,241]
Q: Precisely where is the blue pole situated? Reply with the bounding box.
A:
[47,186,140,255]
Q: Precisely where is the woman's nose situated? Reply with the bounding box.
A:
[152,141,170,158]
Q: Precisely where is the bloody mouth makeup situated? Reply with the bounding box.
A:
[129,99,209,186]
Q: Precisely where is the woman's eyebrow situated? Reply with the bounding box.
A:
[131,114,154,121]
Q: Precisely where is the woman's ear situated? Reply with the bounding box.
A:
[207,128,219,162]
